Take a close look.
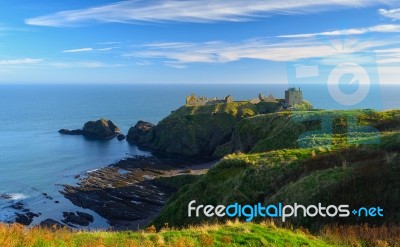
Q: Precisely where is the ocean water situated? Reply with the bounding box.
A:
[0,84,398,228]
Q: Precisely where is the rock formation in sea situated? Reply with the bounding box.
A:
[59,118,120,140]
[126,121,154,143]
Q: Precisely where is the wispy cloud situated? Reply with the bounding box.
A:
[48,60,125,68]
[0,24,32,35]
[375,48,400,64]
[62,47,117,53]
[62,47,93,53]
[127,38,388,67]
[0,57,124,69]
[379,8,400,20]
[278,24,400,38]
[97,41,122,45]
[0,58,43,65]
[25,0,395,27]
[135,60,152,66]
[97,47,117,51]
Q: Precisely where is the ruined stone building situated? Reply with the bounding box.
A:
[185,94,233,106]
[285,88,303,106]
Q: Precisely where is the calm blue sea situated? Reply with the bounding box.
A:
[0,84,398,228]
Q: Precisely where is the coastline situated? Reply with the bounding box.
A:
[60,155,216,230]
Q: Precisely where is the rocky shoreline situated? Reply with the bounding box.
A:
[61,155,214,230]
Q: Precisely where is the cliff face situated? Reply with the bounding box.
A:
[151,110,400,229]
[128,102,282,158]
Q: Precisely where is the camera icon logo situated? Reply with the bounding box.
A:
[327,62,370,106]
[286,51,381,148]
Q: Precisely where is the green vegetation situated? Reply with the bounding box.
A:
[134,102,281,157]
[0,222,335,247]
[232,109,400,153]
[292,100,314,111]
[152,109,400,231]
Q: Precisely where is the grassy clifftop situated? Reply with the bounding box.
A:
[151,109,400,230]
[131,101,281,157]
[232,109,400,153]
[0,222,333,247]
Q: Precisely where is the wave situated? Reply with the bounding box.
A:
[0,193,28,201]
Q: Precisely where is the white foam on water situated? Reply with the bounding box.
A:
[0,193,28,201]
[8,193,28,200]
[87,169,99,173]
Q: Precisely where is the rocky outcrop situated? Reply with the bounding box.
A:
[117,134,126,141]
[39,219,64,228]
[59,118,120,140]
[82,118,120,139]
[62,212,94,227]
[126,121,154,143]
[126,102,267,158]
[58,129,83,135]
[62,156,212,229]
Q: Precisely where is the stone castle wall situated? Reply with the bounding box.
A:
[186,94,233,106]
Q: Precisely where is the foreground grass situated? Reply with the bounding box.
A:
[322,224,400,247]
[0,221,332,247]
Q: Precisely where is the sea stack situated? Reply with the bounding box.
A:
[59,118,120,140]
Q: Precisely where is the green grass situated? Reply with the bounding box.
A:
[0,222,335,247]
[136,102,282,158]
[232,109,400,153]
[171,102,261,119]
[152,127,400,229]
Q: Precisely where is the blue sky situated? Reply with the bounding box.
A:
[1,0,400,84]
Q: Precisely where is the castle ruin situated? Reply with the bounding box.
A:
[185,87,304,108]
[185,94,233,106]
[285,87,303,106]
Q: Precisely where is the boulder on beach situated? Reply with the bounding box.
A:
[59,118,120,140]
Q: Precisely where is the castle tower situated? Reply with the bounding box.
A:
[285,87,303,106]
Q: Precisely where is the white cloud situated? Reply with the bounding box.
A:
[48,60,124,68]
[62,48,93,53]
[0,57,124,69]
[25,0,395,26]
[128,38,388,67]
[97,47,116,51]
[379,8,400,20]
[375,48,400,65]
[278,24,400,38]
[97,41,122,45]
[135,60,152,66]
[0,58,43,65]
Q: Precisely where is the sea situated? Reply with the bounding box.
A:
[0,84,398,228]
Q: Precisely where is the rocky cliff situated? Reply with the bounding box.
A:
[127,102,282,158]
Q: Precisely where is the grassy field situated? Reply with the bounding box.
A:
[2,221,400,246]
[0,221,334,247]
